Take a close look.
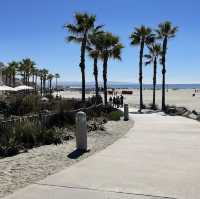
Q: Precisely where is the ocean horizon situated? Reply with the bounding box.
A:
[59,82,200,89]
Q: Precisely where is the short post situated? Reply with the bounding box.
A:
[76,111,87,151]
[124,104,129,121]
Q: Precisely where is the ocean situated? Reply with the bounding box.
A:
[61,82,200,90]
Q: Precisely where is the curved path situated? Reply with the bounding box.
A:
[3,112,200,199]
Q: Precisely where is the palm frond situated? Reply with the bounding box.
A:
[66,36,83,43]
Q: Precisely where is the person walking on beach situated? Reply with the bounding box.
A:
[113,96,116,107]
[116,96,120,108]
[109,96,113,105]
[120,94,124,107]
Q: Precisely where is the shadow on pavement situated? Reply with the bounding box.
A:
[67,149,90,159]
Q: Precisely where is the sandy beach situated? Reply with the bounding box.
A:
[56,89,200,112]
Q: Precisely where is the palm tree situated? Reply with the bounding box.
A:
[144,44,162,109]
[4,66,12,86]
[39,70,43,95]
[64,12,96,103]
[34,68,40,92]
[47,74,54,94]
[8,61,19,87]
[41,69,48,95]
[130,26,154,111]
[55,73,60,92]
[87,27,104,99]
[156,21,178,111]
[19,59,36,86]
[98,32,123,105]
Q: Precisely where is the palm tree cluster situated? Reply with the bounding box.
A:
[2,58,60,95]
[130,22,178,111]
[64,12,124,105]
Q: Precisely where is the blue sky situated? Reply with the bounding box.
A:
[0,0,200,84]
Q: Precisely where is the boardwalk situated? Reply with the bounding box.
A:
[3,112,200,199]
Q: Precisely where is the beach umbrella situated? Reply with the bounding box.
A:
[0,85,15,91]
[14,85,34,91]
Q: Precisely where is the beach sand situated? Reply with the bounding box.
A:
[56,89,200,112]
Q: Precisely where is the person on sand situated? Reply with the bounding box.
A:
[116,96,120,108]
[120,94,124,107]
[113,96,116,107]
[109,96,113,105]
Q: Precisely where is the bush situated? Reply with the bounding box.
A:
[108,110,123,121]
[0,101,11,116]
[0,121,64,157]
[38,128,63,145]
[18,94,41,114]
[14,121,40,148]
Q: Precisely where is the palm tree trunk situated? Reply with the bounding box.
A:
[43,79,46,95]
[162,37,168,111]
[103,56,108,105]
[5,74,8,85]
[50,80,52,95]
[56,78,58,90]
[13,72,15,87]
[40,78,43,96]
[9,74,12,87]
[79,32,87,104]
[23,72,26,84]
[93,58,99,98]
[32,74,34,86]
[139,41,144,111]
[35,75,38,92]
[153,57,157,109]
[56,78,58,96]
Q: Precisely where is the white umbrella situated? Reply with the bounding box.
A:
[14,85,34,91]
[0,85,15,91]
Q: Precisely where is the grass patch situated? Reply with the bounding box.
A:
[108,110,123,121]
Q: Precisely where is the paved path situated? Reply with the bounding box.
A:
[3,113,200,199]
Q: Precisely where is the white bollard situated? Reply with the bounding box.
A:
[124,104,129,121]
[76,111,87,151]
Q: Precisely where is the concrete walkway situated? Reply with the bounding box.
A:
[4,113,200,199]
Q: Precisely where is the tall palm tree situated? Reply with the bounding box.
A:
[19,59,36,86]
[41,69,48,95]
[130,26,154,111]
[156,21,178,111]
[144,43,162,109]
[47,74,54,94]
[87,27,104,99]
[4,66,12,86]
[64,12,96,103]
[55,73,60,92]
[7,61,19,87]
[98,32,123,105]
[39,70,43,95]
[34,68,39,92]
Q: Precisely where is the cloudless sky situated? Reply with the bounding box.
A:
[0,0,200,84]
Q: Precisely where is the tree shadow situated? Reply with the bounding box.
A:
[67,149,90,159]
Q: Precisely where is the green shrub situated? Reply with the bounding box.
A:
[108,110,123,121]
[0,121,64,157]
[18,94,41,114]
[39,128,62,145]
[14,121,40,148]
